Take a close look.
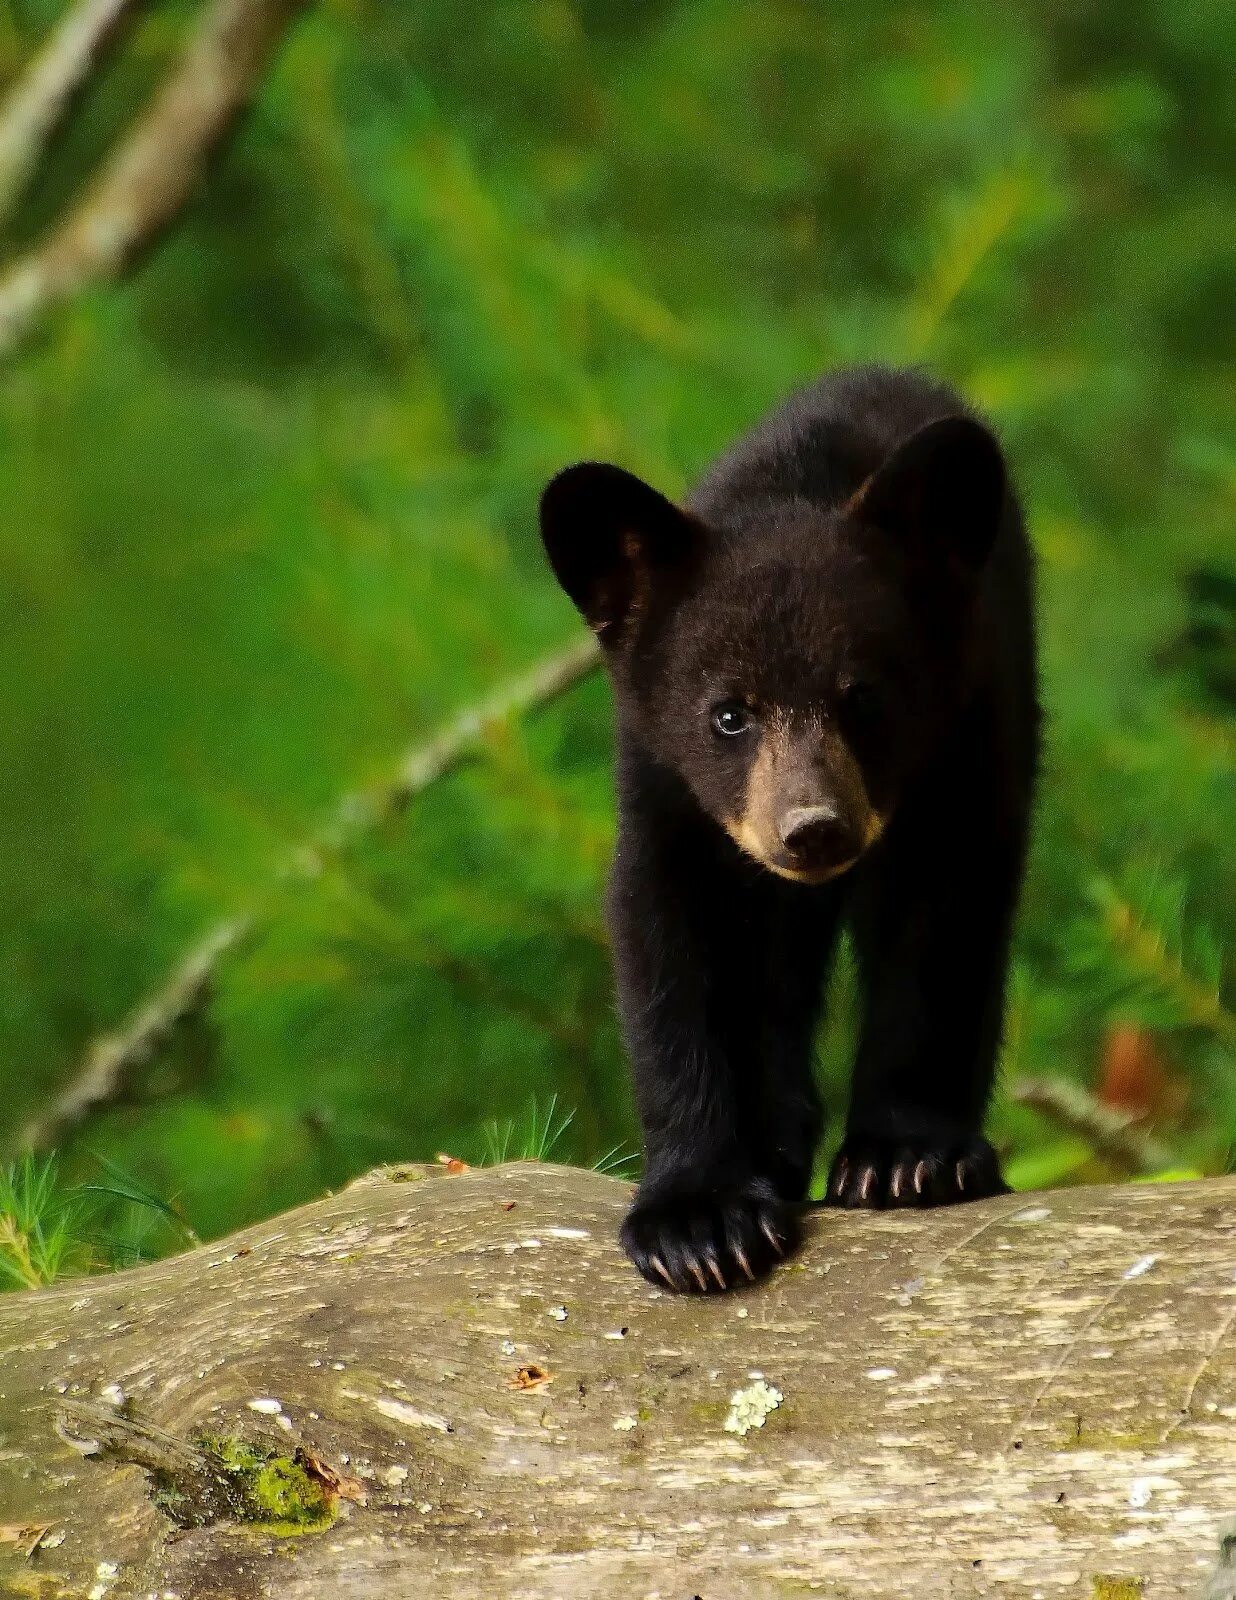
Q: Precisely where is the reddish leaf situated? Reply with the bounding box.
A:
[506,1364,554,1391]
[1098,1026,1168,1118]
[296,1448,367,1504]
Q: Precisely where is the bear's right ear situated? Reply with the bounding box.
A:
[849,415,1006,572]
[539,462,701,640]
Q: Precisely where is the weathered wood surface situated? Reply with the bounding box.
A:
[3,1162,1236,1599]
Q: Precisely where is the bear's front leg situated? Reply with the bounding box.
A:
[608,776,831,1291]
[828,754,1029,1211]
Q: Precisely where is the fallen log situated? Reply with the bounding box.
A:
[2,1162,1236,1598]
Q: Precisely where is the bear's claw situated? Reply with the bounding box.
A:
[620,1176,797,1293]
[826,1132,1006,1210]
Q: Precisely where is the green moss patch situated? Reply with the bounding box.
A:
[163,1435,337,1535]
[1091,1577,1146,1600]
[1064,1421,1166,1451]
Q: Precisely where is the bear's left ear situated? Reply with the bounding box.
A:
[539,462,702,641]
[851,415,1006,571]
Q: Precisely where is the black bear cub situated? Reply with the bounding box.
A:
[540,366,1039,1293]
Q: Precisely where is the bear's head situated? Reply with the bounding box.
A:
[540,415,1006,884]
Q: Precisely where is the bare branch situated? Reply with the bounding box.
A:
[17,917,252,1155]
[0,0,146,226]
[1011,1073,1177,1174]
[17,637,602,1154]
[291,634,602,873]
[0,0,309,359]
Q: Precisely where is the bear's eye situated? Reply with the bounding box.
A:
[710,700,753,738]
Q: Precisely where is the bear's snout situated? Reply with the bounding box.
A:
[777,803,861,875]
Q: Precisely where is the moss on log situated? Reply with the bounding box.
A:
[2,1163,1236,1598]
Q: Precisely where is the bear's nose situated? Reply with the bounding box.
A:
[778,804,859,872]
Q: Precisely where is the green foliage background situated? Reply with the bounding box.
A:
[0,0,1232,1256]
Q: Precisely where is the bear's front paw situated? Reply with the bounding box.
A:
[620,1175,797,1293]
[826,1131,1007,1209]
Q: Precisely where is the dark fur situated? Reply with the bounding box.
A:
[540,366,1039,1293]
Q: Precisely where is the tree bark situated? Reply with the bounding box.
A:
[2,1162,1235,1598]
[0,0,147,225]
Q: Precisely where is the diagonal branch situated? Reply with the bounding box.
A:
[1011,1074,1177,1175]
[18,917,254,1158]
[16,636,602,1155]
[0,0,147,227]
[0,0,309,360]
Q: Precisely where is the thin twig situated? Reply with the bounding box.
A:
[17,918,252,1154]
[0,0,309,360]
[1011,1074,1176,1175]
[285,636,601,875]
[0,0,146,226]
[17,636,602,1155]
